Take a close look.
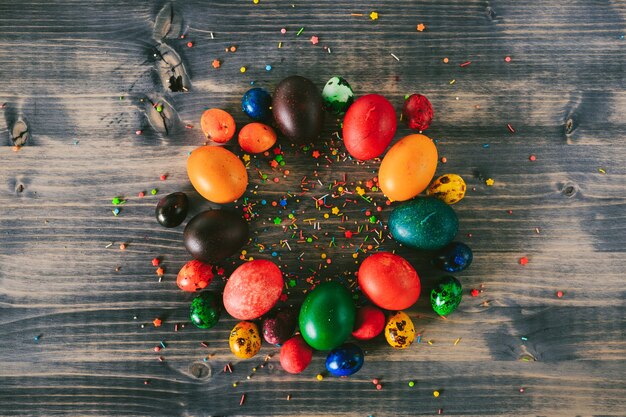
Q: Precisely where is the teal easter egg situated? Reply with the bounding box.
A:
[190,291,222,329]
[389,197,458,250]
[322,76,354,115]
[430,276,463,316]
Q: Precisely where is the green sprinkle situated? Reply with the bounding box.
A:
[521,336,528,341]
[408,381,415,387]
[306,237,313,243]
[273,217,282,225]
[112,197,121,205]
[296,27,304,36]
[369,216,377,223]
[288,214,294,219]
[289,279,297,287]
[151,188,158,195]
[156,104,163,113]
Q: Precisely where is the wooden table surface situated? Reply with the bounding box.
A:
[1,1,625,416]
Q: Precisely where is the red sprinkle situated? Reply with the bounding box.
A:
[151,258,160,267]
[138,191,146,198]
[187,41,193,48]
[507,123,516,133]
[344,231,353,239]
[529,155,536,161]
[519,257,529,265]
[438,409,444,415]
[376,384,382,390]
[239,394,246,406]
[154,346,161,352]
[135,130,143,135]
[160,174,167,181]
[470,289,480,297]
[505,56,512,62]
[460,61,471,67]
[556,291,564,298]
[519,387,525,393]
[144,380,150,385]
[372,378,379,384]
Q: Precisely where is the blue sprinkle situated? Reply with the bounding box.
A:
[160,341,166,348]
[265,64,272,71]
[482,143,490,148]
[261,200,267,205]
[521,336,528,341]
[250,81,255,85]
[619,34,624,40]
[112,208,120,215]
[271,251,278,257]
[279,199,287,207]
[34,335,41,342]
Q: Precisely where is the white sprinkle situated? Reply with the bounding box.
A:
[390,53,400,61]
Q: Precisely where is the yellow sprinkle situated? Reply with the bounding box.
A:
[369,11,379,20]
[278,42,282,48]
[449,79,456,85]
[485,178,495,186]
[233,382,238,387]
[240,66,247,73]
[598,168,606,174]
[321,253,327,259]
[323,213,329,219]
[316,373,324,381]
[241,250,247,255]
[454,337,462,346]
[338,186,344,192]
[253,0,259,3]
[433,390,440,398]
[352,253,358,259]
[427,340,434,345]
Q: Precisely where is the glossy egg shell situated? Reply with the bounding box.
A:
[200,108,236,143]
[187,146,248,203]
[432,242,473,273]
[378,134,438,201]
[189,291,222,329]
[272,75,324,143]
[223,260,283,320]
[352,305,386,340]
[183,210,249,263]
[155,192,188,227]
[389,197,458,251]
[325,343,364,377]
[431,276,463,316]
[229,321,262,359]
[263,308,298,345]
[385,311,415,349]
[402,94,434,131]
[242,87,272,121]
[280,335,313,374]
[299,282,356,350]
[177,259,214,292]
[427,174,467,205]
[358,252,421,310]
[342,94,397,160]
[238,122,277,154]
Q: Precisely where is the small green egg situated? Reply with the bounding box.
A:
[190,291,222,329]
[322,76,354,115]
[430,276,463,316]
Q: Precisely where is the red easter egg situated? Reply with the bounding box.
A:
[280,335,313,374]
[402,94,434,131]
[342,94,397,160]
[223,260,283,320]
[357,252,421,310]
[352,305,386,340]
[176,260,214,292]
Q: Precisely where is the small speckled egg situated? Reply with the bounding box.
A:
[229,321,262,359]
[242,87,272,121]
[427,174,467,205]
[432,242,473,273]
[431,276,463,316]
[322,76,354,115]
[384,311,415,349]
[189,291,222,329]
[325,343,364,377]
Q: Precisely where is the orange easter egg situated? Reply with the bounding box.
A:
[187,146,248,203]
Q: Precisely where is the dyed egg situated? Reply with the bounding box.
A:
[343,94,397,160]
[189,291,222,329]
[402,94,434,131]
[352,305,386,341]
[238,122,277,154]
[223,260,283,320]
[187,146,248,203]
[431,276,463,316]
[389,197,458,251]
[229,321,262,359]
[177,259,214,292]
[358,252,421,310]
[325,343,364,377]
[200,108,236,143]
[385,311,415,349]
[183,210,249,263]
[299,282,356,350]
[427,174,467,205]
[263,307,298,345]
[272,75,324,143]
[155,192,188,227]
[433,242,473,273]
[322,76,354,115]
[280,335,313,374]
[378,134,438,201]
[242,87,272,121]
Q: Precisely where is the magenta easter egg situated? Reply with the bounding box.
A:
[223,260,283,320]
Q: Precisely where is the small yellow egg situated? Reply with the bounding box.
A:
[229,321,262,359]
[384,311,415,349]
[427,174,466,205]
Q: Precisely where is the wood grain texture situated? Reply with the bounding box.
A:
[1,0,625,416]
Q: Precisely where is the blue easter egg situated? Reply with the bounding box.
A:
[325,343,364,377]
[242,88,272,121]
[432,242,473,272]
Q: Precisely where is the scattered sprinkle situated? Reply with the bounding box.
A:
[485,178,495,186]
[310,36,319,45]
[369,11,379,20]
[507,123,516,133]
[316,373,324,381]
[505,56,511,62]
[239,394,246,406]
[470,289,479,297]
[153,318,162,327]
[443,57,449,63]
[240,66,247,73]
[598,168,606,174]
[556,290,564,298]
[417,23,426,32]
[408,381,415,387]
[212,59,221,69]
[529,155,536,161]
[519,256,529,265]
[151,188,158,195]
[296,27,304,36]
[433,390,440,398]
[390,53,400,61]
[186,41,193,48]
[460,61,471,67]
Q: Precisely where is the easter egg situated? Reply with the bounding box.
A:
[223,260,283,320]
[402,94,434,131]
[280,335,313,374]
[200,108,236,143]
[229,321,262,359]
[427,174,467,205]
[325,344,364,377]
[378,134,438,201]
[322,76,354,115]
[343,94,397,160]
[299,282,356,350]
[242,87,272,121]
[263,307,298,345]
[385,311,415,349]
[183,210,249,263]
[187,146,248,203]
[177,259,214,292]
[431,276,463,316]
[357,252,421,310]
[189,291,222,329]
[352,305,386,341]
[238,122,277,154]
[389,197,458,251]
[155,192,188,227]
[432,242,473,273]
[272,75,324,143]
